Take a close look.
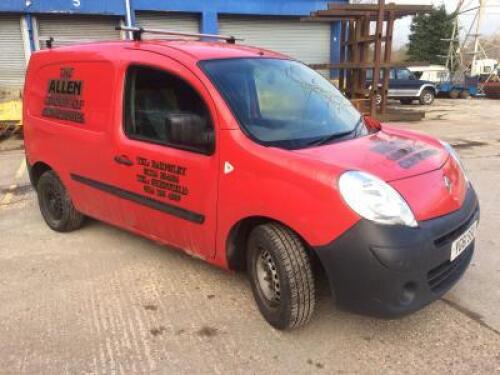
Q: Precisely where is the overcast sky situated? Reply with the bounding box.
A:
[392,0,500,47]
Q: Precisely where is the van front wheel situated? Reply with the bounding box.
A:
[246,223,315,330]
[37,171,85,232]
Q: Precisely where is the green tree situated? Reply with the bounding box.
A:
[406,5,455,65]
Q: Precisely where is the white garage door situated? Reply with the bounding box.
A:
[36,15,121,49]
[135,12,200,39]
[0,15,26,88]
[219,16,331,65]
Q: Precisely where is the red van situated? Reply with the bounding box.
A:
[23,29,479,330]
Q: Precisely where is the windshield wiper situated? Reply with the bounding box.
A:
[304,116,364,147]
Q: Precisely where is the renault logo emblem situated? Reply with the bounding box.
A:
[443,175,452,193]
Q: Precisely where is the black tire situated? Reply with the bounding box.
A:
[419,88,435,105]
[460,90,471,99]
[246,223,315,330]
[400,99,413,105]
[37,170,85,232]
[449,89,460,99]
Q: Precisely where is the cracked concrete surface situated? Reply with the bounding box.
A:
[0,98,499,374]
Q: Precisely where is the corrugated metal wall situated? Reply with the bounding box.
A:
[219,16,330,65]
[0,7,335,92]
[135,12,200,39]
[0,15,26,88]
[36,15,121,48]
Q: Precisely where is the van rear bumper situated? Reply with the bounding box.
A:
[314,185,479,318]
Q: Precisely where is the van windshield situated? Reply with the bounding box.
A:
[200,58,365,150]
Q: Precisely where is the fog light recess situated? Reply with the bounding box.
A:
[400,282,417,306]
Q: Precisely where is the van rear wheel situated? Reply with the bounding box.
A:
[246,223,315,330]
[37,170,85,232]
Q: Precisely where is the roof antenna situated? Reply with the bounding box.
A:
[46,37,54,49]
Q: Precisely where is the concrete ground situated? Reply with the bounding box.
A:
[0,98,499,374]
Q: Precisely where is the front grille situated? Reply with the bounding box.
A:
[434,207,478,248]
[427,245,473,294]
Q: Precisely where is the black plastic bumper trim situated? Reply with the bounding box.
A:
[314,186,479,318]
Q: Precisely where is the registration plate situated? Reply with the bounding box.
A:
[450,221,478,261]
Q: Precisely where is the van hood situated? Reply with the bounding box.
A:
[292,125,448,182]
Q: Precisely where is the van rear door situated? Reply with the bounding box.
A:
[24,59,125,223]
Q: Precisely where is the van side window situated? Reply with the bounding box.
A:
[124,66,214,154]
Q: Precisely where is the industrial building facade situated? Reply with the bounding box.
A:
[0,0,345,91]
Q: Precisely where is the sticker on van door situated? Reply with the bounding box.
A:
[136,156,188,202]
[42,67,85,124]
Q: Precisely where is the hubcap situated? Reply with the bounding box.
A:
[424,93,432,104]
[255,247,281,304]
[44,185,64,220]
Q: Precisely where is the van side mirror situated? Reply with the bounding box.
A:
[164,112,214,154]
[363,115,381,130]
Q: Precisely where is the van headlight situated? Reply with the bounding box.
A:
[339,171,417,227]
[440,141,468,182]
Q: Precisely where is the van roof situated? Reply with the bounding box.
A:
[35,39,287,62]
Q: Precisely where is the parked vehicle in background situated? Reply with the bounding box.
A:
[483,80,500,98]
[408,65,477,99]
[366,67,436,105]
[408,65,450,83]
[470,58,498,78]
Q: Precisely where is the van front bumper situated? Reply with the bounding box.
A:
[314,186,479,318]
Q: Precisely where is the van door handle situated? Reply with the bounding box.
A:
[114,155,134,166]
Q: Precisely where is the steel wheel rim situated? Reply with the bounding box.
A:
[424,93,432,104]
[44,184,64,220]
[255,247,281,305]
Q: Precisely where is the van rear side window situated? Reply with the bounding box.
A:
[123,66,214,154]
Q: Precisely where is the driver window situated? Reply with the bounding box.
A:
[124,65,213,154]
